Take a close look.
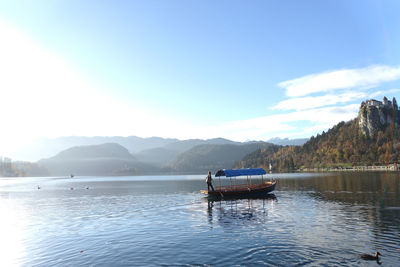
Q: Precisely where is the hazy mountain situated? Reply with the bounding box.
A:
[36,138,265,175]
[134,147,179,166]
[266,137,308,146]
[50,142,135,160]
[163,138,238,152]
[12,136,179,161]
[134,137,239,166]
[11,136,239,162]
[166,142,274,173]
[38,139,251,175]
[39,143,157,176]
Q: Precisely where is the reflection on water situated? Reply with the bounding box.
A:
[277,172,400,265]
[278,172,400,223]
[205,194,277,228]
[277,172,400,201]
[0,173,399,266]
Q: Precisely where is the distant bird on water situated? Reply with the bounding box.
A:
[360,251,381,261]
[37,186,41,190]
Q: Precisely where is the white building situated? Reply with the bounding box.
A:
[366,99,383,107]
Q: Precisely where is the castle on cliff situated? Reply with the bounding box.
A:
[365,96,396,109]
[358,96,399,138]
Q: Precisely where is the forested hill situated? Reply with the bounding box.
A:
[39,143,155,176]
[236,118,400,172]
[167,142,278,173]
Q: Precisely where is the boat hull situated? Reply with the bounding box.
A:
[201,180,276,198]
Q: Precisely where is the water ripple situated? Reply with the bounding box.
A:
[1,174,399,266]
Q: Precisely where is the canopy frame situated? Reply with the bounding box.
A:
[213,168,267,191]
[215,168,267,178]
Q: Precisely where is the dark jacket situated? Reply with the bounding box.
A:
[206,173,212,184]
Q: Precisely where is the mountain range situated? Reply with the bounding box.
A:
[11,136,305,162]
[266,137,308,146]
[4,135,299,176]
[9,96,398,176]
[39,143,144,176]
[38,140,277,176]
[7,97,399,176]
[6,135,306,176]
[166,142,277,173]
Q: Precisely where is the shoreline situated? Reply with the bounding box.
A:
[299,164,399,172]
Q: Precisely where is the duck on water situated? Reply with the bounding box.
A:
[360,252,381,261]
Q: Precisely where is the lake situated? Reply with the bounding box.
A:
[0,172,399,266]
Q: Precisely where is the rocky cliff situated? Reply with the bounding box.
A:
[358,96,399,138]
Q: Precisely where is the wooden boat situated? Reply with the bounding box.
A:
[200,168,276,198]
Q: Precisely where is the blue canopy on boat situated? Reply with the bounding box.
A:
[215,168,266,177]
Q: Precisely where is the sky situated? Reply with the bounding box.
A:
[1,0,400,157]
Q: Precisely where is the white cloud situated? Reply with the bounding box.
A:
[278,65,400,97]
[194,67,398,141]
[370,88,400,99]
[388,88,400,94]
[212,104,359,141]
[265,65,400,141]
[142,103,359,142]
[272,91,367,111]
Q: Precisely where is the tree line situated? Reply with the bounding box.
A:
[0,157,48,177]
[236,119,400,172]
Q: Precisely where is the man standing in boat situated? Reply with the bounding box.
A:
[206,171,214,191]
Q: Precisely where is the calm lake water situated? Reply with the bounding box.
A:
[0,172,399,266]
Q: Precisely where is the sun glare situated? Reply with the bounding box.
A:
[0,199,27,266]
